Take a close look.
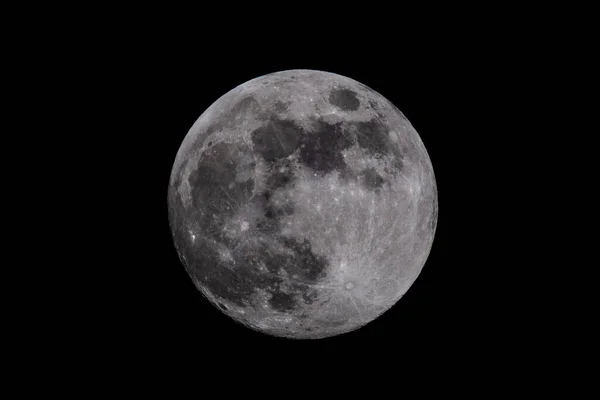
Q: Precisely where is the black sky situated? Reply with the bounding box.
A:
[82,26,536,380]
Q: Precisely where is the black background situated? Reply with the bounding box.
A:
[116,57,501,350]
[7,3,585,391]
[75,20,540,382]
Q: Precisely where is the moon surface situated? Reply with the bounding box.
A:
[168,69,438,339]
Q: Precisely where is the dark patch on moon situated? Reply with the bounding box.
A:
[265,160,295,191]
[299,286,318,305]
[337,167,357,184]
[251,118,302,163]
[273,101,289,113]
[264,201,294,221]
[264,202,293,223]
[182,238,279,309]
[338,166,392,193]
[253,162,297,234]
[251,115,357,177]
[299,120,353,175]
[189,96,265,152]
[280,237,328,282]
[226,96,263,125]
[250,114,402,184]
[329,88,360,111]
[223,235,327,312]
[171,136,330,311]
[354,119,393,156]
[359,167,385,190]
[253,201,282,235]
[185,240,257,308]
[232,96,257,113]
[173,145,330,311]
[390,157,405,174]
[269,291,297,312]
[186,142,254,238]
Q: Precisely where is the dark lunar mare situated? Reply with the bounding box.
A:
[249,113,403,194]
[251,119,300,163]
[328,88,360,111]
[250,114,398,179]
[298,119,354,175]
[359,167,385,190]
[186,143,255,242]
[169,134,331,312]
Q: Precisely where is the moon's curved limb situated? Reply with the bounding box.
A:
[168,69,437,339]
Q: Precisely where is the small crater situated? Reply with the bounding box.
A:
[329,88,360,111]
[217,303,228,310]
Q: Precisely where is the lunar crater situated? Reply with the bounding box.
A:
[329,87,360,111]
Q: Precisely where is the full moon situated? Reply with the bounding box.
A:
[168,70,438,339]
